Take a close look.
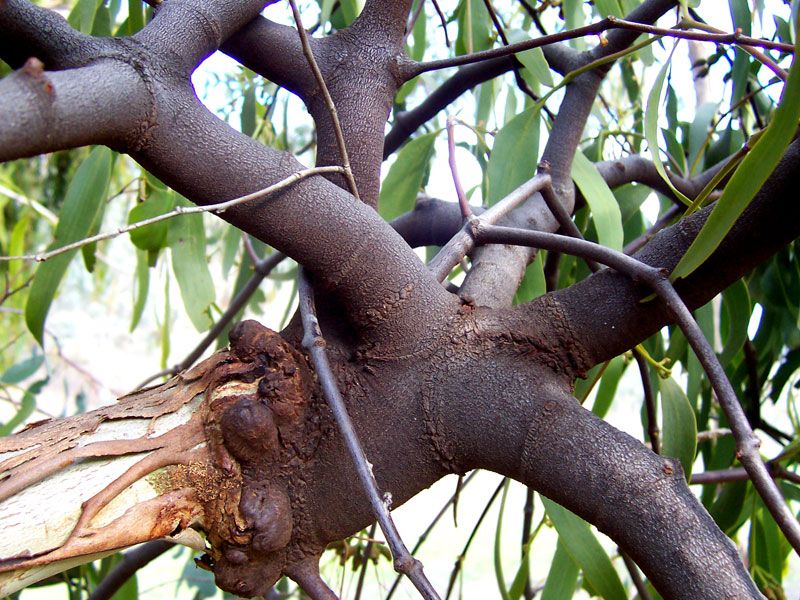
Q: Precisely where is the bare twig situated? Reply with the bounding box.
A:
[481,0,539,102]
[427,173,552,282]
[385,472,478,600]
[697,428,733,443]
[446,116,472,219]
[134,251,287,390]
[412,17,793,76]
[405,0,426,43]
[620,550,654,600]
[623,206,682,255]
[0,167,344,263]
[430,0,450,47]
[691,464,800,486]
[298,269,440,599]
[633,348,660,454]
[288,0,360,200]
[473,223,800,555]
[87,541,173,600]
[444,479,505,600]
[353,523,377,600]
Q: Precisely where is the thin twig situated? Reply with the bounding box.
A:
[620,550,654,600]
[633,348,660,454]
[288,0,360,200]
[353,523,377,600]
[446,116,472,219]
[623,205,682,255]
[473,223,800,556]
[481,0,539,102]
[0,167,344,263]
[412,17,793,76]
[430,0,450,47]
[697,428,733,443]
[298,269,440,599]
[405,0,426,43]
[691,464,800,486]
[87,541,173,600]
[444,479,506,600]
[427,173,552,282]
[385,472,478,600]
[134,251,287,390]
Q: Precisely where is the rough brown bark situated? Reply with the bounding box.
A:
[0,0,793,598]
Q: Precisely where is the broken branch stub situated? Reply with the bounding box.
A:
[0,320,329,599]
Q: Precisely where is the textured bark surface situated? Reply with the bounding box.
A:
[0,0,796,597]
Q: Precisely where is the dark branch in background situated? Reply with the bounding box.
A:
[633,349,660,454]
[384,471,478,600]
[385,44,575,157]
[409,13,792,75]
[481,0,538,102]
[474,223,800,555]
[298,270,441,600]
[353,523,378,600]
[691,464,800,486]
[430,0,450,47]
[444,479,506,600]
[87,541,173,600]
[135,252,287,389]
[595,154,728,206]
[623,205,681,255]
[620,552,653,600]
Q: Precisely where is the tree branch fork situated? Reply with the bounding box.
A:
[0,0,798,598]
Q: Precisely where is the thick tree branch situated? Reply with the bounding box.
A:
[0,0,101,68]
[0,59,150,160]
[545,138,800,371]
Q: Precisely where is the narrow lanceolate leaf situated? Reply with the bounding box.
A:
[507,30,553,87]
[130,249,150,333]
[493,479,512,600]
[659,376,697,478]
[168,197,216,331]
[571,151,624,251]
[486,107,541,206]
[25,147,112,345]
[644,45,692,207]
[541,539,579,600]
[378,131,438,221]
[542,498,628,600]
[673,29,800,280]
[0,354,44,385]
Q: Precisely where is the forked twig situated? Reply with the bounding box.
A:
[297,269,440,599]
[472,223,800,555]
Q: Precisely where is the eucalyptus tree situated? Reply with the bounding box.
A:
[0,0,799,599]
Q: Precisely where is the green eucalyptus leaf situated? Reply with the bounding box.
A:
[25,147,112,346]
[659,376,698,478]
[541,540,579,600]
[168,198,215,332]
[674,54,800,278]
[486,106,541,206]
[571,150,623,251]
[379,131,438,221]
[542,498,628,600]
